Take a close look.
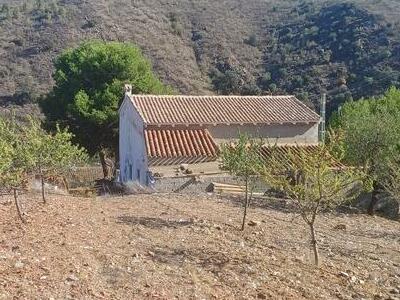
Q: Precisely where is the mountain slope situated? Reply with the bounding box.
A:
[0,0,400,113]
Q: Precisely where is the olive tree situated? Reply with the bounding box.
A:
[220,134,263,230]
[262,134,369,266]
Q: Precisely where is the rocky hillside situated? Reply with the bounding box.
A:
[0,0,400,113]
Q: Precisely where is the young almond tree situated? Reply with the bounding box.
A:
[262,133,369,266]
[220,134,264,231]
[0,117,29,223]
[23,118,88,203]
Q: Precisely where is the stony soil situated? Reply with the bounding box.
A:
[0,192,399,299]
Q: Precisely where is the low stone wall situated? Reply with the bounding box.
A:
[153,174,266,194]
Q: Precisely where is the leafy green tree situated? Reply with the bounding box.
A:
[0,117,29,223]
[220,135,264,231]
[330,87,400,215]
[211,69,243,95]
[40,41,172,177]
[23,118,88,203]
[262,133,368,266]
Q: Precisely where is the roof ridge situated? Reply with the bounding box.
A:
[129,94,296,98]
[127,93,320,125]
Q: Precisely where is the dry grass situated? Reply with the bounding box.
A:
[0,192,399,299]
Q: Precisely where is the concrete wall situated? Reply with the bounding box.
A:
[207,123,319,145]
[119,96,149,185]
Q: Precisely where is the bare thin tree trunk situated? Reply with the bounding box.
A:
[99,149,109,179]
[62,176,69,192]
[13,189,25,224]
[368,181,379,215]
[309,223,319,266]
[241,177,249,231]
[39,165,46,204]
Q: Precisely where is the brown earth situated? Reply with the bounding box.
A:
[0,192,399,299]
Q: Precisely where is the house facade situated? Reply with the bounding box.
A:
[119,85,321,185]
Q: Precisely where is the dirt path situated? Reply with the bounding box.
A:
[0,193,399,299]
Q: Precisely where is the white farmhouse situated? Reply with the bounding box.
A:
[119,85,320,185]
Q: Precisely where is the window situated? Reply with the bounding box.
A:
[129,164,133,180]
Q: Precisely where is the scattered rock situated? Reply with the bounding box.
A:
[368,274,378,282]
[339,272,350,278]
[257,292,267,299]
[148,251,155,257]
[390,288,400,294]
[179,164,189,171]
[14,261,24,269]
[334,224,347,231]
[66,274,79,282]
[214,225,222,230]
[248,220,260,227]
[294,256,303,263]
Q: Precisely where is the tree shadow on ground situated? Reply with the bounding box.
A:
[116,215,193,229]
[148,245,252,275]
[347,229,400,241]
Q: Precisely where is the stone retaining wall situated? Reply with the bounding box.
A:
[153,174,266,194]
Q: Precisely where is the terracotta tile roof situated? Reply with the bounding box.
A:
[259,145,345,169]
[145,128,219,166]
[130,95,320,126]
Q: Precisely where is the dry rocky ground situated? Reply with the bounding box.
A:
[0,192,399,299]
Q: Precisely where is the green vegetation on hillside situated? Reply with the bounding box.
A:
[0,0,400,115]
[262,3,400,113]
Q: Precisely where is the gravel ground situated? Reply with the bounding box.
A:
[0,192,399,299]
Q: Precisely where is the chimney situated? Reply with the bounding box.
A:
[124,84,132,96]
[319,93,326,144]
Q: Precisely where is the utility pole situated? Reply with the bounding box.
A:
[319,93,326,144]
